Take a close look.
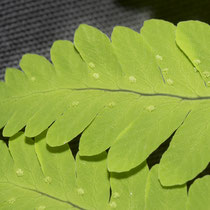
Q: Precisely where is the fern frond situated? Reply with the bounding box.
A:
[0,19,209,187]
[0,133,109,209]
[0,133,208,209]
[0,133,192,209]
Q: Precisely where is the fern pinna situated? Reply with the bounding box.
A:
[0,19,209,209]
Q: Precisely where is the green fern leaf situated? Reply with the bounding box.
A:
[109,163,149,209]
[0,132,109,210]
[1,133,191,209]
[144,165,187,210]
[186,176,210,210]
[142,20,210,186]
[0,19,209,187]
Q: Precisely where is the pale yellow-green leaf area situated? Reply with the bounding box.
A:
[0,19,210,188]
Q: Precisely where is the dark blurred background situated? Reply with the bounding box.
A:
[1,0,210,80]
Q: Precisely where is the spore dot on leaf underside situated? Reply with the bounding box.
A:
[77,188,85,195]
[202,71,210,78]
[37,205,46,210]
[109,201,117,208]
[8,198,16,204]
[92,72,100,79]
[72,101,79,107]
[108,101,116,108]
[88,62,95,69]
[129,75,137,83]
[155,54,163,61]
[146,105,156,112]
[16,168,24,177]
[44,176,52,184]
[193,59,201,65]
[112,192,120,198]
[166,78,174,85]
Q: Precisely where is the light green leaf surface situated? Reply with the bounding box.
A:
[46,91,111,147]
[0,19,210,186]
[1,132,193,210]
[186,175,210,210]
[0,133,109,210]
[108,162,149,210]
[111,26,164,93]
[79,92,139,156]
[176,21,210,86]
[145,165,187,210]
[74,24,122,88]
[159,102,210,186]
[107,97,190,172]
[50,40,88,88]
[106,163,188,210]
[141,19,208,96]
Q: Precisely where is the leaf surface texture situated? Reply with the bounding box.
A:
[0,19,210,187]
